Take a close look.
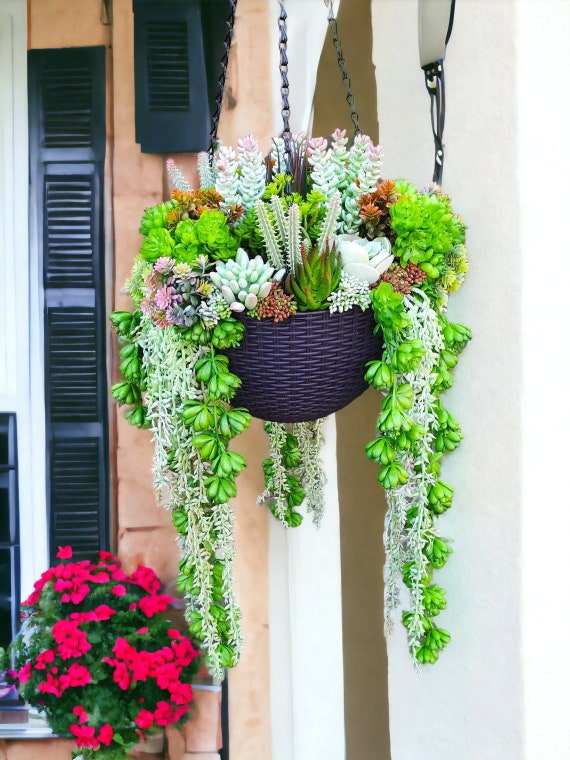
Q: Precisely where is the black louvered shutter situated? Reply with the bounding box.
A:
[133,0,231,153]
[0,414,20,649]
[28,47,109,564]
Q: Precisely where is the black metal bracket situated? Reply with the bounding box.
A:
[422,58,446,186]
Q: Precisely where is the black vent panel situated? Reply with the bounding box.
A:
[46,308,99,423]
[41,67,94,149]
[50,438,102,558]
[146,22,191,111]
[133,0,212,153]
[44,176,96,287]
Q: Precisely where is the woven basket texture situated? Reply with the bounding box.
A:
[225,308,383,422]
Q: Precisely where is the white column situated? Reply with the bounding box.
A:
[269,419,345,760]
[267,3,346,758]
[518,2,570,758]
[0,0,48,595]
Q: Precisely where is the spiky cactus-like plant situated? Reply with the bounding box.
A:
[285,244,342,311]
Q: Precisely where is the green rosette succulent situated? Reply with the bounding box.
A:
[138,199,177,235]
[389,184,465,282]
[285,245,342,311]
[174,210,238,263]
[139,227,176,263]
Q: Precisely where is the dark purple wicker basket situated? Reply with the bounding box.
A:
[224,308,383,423]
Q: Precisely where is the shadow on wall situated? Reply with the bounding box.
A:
[313,2,391,759]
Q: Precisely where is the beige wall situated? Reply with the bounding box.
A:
[207,4,274,758]
[26,0,273,757]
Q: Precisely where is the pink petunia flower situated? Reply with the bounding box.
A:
[72,705,90,724]
[33,649,55,670]
[134,709,155,730]
[97,724,114,746]
[70,723,99,750]
[52,620,91,659]
[138,594,175,618]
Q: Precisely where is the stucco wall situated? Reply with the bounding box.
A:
[370,0,570,757]
[374,1,524,757]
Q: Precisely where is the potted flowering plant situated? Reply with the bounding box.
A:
[111,129,471,675]
[2,547,201,759]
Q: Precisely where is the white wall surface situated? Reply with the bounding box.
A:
[518,2,570,758]
[0,0,48,596]
[374,0,570,758]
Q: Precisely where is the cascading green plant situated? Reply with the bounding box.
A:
[139,320,249,677]
[258,421,326,528]
[112,133,470,675]
[363,182,471,666]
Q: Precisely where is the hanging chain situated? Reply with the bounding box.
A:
[278,1,292,179]
[208,0,239,165]
[279,0,293,187]
[323,0,360,135]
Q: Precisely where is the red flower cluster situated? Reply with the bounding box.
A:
[52,619,92,659]
[8,547,202,759]
[37,662,92,697]
[101,630,198,714]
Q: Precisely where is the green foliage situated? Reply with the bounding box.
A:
[389,186,466,283]
[109,309,149,429]
[365,279,471,666]
[174,210,238,262]
[234,207,267,257]
[370,283,411,340]
[139,200,177,235]
[285,245,342,311]
[139,227,176,263]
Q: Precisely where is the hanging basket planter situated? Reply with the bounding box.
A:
[108,0,472,679]
[225,308,382,422]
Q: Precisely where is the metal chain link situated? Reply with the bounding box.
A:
[323,0,361,135]
[208,0,239,164]
[278,1,292,177]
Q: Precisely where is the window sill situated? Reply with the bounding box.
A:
[0,711,55,740]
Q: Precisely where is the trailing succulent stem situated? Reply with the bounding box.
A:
[292,420,326,526]
[137,320,251,678]
[110,310,148,429]
[365,284,471,666]
[259,421,326,528]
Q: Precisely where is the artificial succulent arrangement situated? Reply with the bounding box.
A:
[111,129,471,676]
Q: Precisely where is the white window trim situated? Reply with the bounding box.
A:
[0,0,48,599]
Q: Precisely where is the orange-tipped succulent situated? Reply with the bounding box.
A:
[358,179,399,242]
